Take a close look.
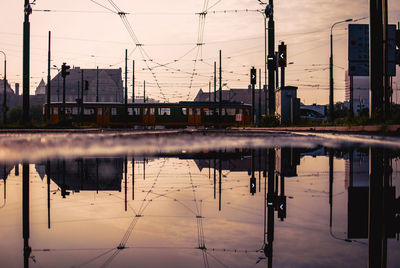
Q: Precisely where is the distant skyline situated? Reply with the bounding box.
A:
[0,0,400,104]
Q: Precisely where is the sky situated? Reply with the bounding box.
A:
[0,0,400,104]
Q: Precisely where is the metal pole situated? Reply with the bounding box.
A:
[46,31,51,123]
[132,157,135,200]
[369,0,384,120]
[81,70,83,102]
[368,147,384,267]
[329,31,334,121]
[22,163,31,267]
[219,50,222,126]
[280,42,285,89]
[23,0,31,125]
[259,69,262,125]
[214,61,216,102]
[132,60,135,103]
[57,72,60,102]
[96,66,99,102]
[330,19,352,121]
[1,51,7,124]
[264,17,267,114]
[383,0,390,119]
[267,0,275,115]
[125,49,128,107]
[143,80,146,103]
[209,81,211,102]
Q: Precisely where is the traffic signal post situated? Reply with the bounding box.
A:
[250,67,257,126]
[61,62,70,119]
[278,42,287,89]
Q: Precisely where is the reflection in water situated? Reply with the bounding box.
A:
[0,146,398,267]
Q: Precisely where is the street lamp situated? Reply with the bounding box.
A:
[0,51,7,125]
[329,18,352,121]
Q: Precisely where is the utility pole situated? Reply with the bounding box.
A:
[383,0,390,119]
[46,31,51,123]
[23,0,32,125]
[259,68,262,125]
[264,17,267,115]
[124,49,128,108]
[214,61,216,102]
[143,80,146,103]
[251,67,256,126]
[209,81,211,102]
[267,1,275,115]
[132,60,135,103]
[1,51,7,125]
[96,66,99,102]
[219,50,222,125]
[369,0,384,119]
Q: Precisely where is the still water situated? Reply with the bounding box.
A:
[0,131,399,267]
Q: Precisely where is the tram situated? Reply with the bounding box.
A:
[45,101,252,128]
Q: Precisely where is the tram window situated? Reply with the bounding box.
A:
[72,107,78,115]
[182,108,187,115]
[158,108,171,116]
[215,109,219,115]
[133,108,141,115]
[245,109,250,116]
[238,109,243,114]
[196,108,201,115]
[128,108,133,115]
[221,109,226,116]
[204,108,213,116]
[84,108,95,115]
[111,108,117,115]
[97,108,102,115]
[65,108,72,115]
[150,108,155,115]
[226,108,235,116]
[189,108,193,116]
[53,107,58,115]
[144,108,148,115]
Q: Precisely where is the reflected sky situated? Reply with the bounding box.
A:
[0,146,399,267]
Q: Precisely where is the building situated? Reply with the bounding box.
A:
[49,67,124,103]
[0,79,19,113]
[275,86,299,124]
[345,71,369,114]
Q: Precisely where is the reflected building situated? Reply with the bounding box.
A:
[40,158,124,197]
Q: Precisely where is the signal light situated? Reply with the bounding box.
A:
[61,62,70,78]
